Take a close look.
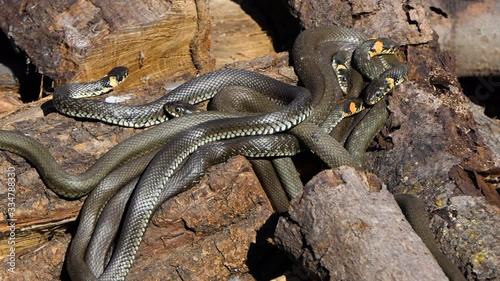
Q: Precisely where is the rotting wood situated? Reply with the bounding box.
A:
[0,0,213,89]
[275,167,449,281]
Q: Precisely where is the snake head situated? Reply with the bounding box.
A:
[341,98,365,117]
[164,102,201,117]
[107,67,129,82]
[331,50,353,94]
[364,63,409,105]
[105,67,130,88]
[364,77,394,105]
[335,65,351,94]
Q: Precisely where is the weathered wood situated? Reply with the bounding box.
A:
[0,64,21,113]
[0,52,292,279]
[210,0,275,68]
[275,167,449,281]
[468,102,500,167]
[432,196,500,280]
[0,0,213,88]
[0,0,498,280]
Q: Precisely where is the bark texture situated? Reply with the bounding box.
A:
[0,0,214,88]
[426,0,500,77]
[275,167,449,281]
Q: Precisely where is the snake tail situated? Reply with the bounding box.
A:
[395,194,467,281]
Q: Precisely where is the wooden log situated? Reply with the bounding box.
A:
[210,0,275,68]
[468,103,500,167]
[0,0,214,88]
[275,167,449,280]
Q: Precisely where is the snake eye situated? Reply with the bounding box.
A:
[364,81,387,105]
[371,90,383,102]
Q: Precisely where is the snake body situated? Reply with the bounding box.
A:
[292,26,365,125]
[98,26,409,280]
[209,86,359,202]
[0,24,465,281]
[98,90,311,280]
[54,68,314,128]
[395,195,467,281]
[0,111,252,197]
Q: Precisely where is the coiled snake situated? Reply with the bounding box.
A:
[0,25,465,281]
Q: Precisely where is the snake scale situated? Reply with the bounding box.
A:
[0,25,465,281]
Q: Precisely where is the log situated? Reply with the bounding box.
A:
[0,0,214,88]
[275,167,449,280]
[287,0,500,77]
[210,0,275,68]
[468,102,500,166]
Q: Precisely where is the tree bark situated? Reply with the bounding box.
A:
[426,0,500,77]
[0,0,214,88]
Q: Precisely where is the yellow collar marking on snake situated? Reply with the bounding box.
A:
[108,76,120,88]
[348,101,358,115]
[369,40,384,57]
[336,64,348,71]
[385,77,395,90]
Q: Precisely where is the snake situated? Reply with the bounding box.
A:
[207,85,364,201]
[96,86,312,279]
[65,25,386,278]
[0,24,464,281]
[52,67,310,128]
[0,111,255,198]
